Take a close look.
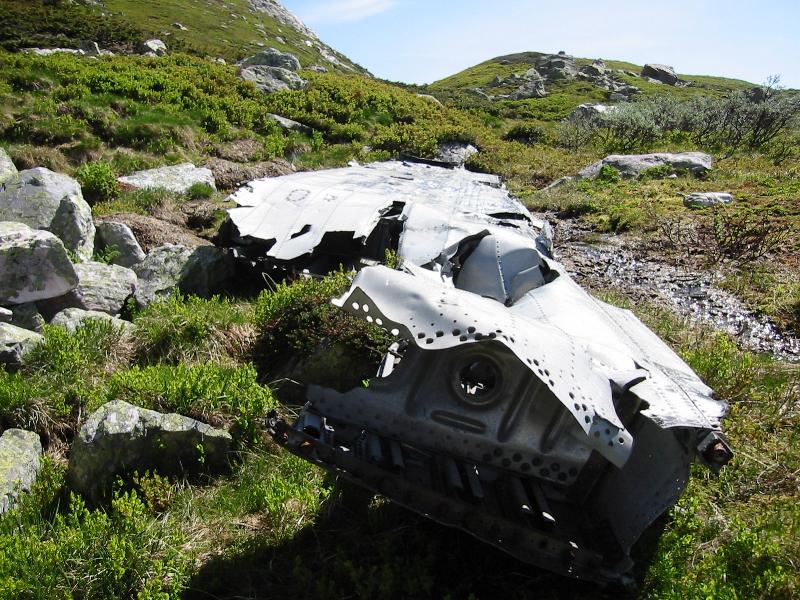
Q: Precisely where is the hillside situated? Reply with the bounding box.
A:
[0,4,799,599]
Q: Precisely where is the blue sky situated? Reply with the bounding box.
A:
[282,0,800,88]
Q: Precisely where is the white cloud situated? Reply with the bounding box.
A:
[303,0,397,24]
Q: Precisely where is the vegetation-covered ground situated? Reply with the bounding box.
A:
[0,3,799,596]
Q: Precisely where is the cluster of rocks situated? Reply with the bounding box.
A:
[24,38,171,59]
[237,47,307,94]
[0,150,235,371]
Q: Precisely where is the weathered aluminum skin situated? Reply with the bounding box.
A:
[230,160,732,583]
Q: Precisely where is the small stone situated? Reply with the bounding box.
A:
[0,429,42,513]
[266,113,311,133]
[0,307,10,322]
[0,148,17,183]
[95,221,146,268]
[0,323,43,368]
[139,39,167,57]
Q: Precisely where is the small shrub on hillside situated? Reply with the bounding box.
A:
[709,205,789,262]
[132,292,253,364]
[597,164,621,183]
[504,122,547,145]
[186,182,215,200]
[75,160,120,204]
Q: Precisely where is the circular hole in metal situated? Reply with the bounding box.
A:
[390,328,400,336]
[455,359,500,405]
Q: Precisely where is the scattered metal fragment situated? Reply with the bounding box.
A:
[228,160,732,584]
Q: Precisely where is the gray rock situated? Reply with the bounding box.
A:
[571,103,617,120]
[578,152,714,179]
[139,39,167,57]
[51,307,133,334]
[24,48,84,56]
[79,40,101,56]
[0,222,78,305]
[0,307,10,323]
[580,59,607,77]
[39,261,136,317]
[0,168,96,261]
[67,400,232,502]
[0,323,43,368]
[0,429,42,513]
[641,64,680,86]
[541,176,575,192]
[468,87,492,100]
[95,221,146,268]
[133,244,234,307]
[436,142,479,166]
[684,192,735,208]
[8,302,44,332]
[0,148,16,183]
[172,22,188,31]
[266,113,311,133]
[509,76,547,100]
[240,65,307,94]
[238,47,301,71]
[535,53,578,80]
[118,163,216,194]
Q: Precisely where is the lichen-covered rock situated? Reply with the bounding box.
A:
[67,400,232,502]
[118,163,216,194]
[139,39,167,56]
[0,168,95,260]
[535,52,578,80]
[51,307,133,334]
[436,142,479,166]
[39,261,137,317]
[95,221,146,268]
[0,222,78,305]
[578,152,714,179]
[0,323,43,368]
[641,63,680,85]
[133,244,234,307]
[684,192,735,208]
[238,47,301,71]
[0,148,16,183]
[0,429,42,513]
[266,113,311,133]
[240,65,307,94]
[509,76,547,100]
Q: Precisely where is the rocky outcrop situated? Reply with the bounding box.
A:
[51,308,133,334]
[39,261,136,317]
[580,59,607,78]
[578,152,714,179]
[535,52,578,81]
[0,429,42,513]
[641,64,680,85]
[0,222,78,305]
[95,221,147,269]
[238,48,307,94]
[118,163,216,194]
[133,244,234,306]
[509,76,547,100]
[0,323,43,368]
[239,65,307,94]
[0,168,95,261]
[684,192,735,208]
[139,39,167,57]
[67,400,232,502]
[239,48,301,71]
[0,148,16,183]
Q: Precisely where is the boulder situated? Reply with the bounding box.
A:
[436,142,479,167]
[578,152,714,179]
[0,168,95,261]
[79,41,102,56]
[535,53,578,80]
[133,244,234,307]
[0,308,10,323]
[0,429,42,513]
[683,192,735,208]
[571,103,617,120]
[238,47,301,71]
[0,323,43,368]
[118,163,216,194]
[0,222,78,305]
[641,64,680,85]
[67,400,232,502]
[239,65,307,94]
[581,59,607,77]
[139,39,167,57]
[39,261,136,317]
[0,148,16,183]
[266,113,312,133]
[95,221,146,268]
[51,308,133,334]
[509,77,547,100]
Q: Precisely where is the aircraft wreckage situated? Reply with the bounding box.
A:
[224,159,732,584]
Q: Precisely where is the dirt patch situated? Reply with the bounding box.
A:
[203,158,295,189]
[96,213,213,253]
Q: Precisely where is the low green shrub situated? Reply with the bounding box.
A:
[186,181,215,200]
[75,160,120,204]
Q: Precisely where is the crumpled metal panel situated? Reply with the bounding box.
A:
[227,160,551,264]
[248,159,732,584]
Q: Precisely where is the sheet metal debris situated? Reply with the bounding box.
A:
[228,160,732,584]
